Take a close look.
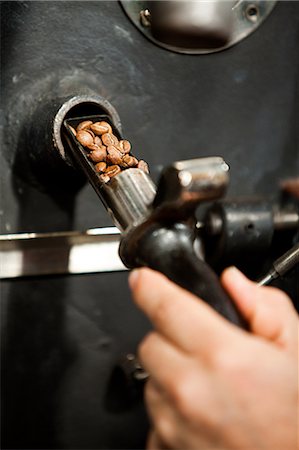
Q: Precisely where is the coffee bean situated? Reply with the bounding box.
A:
[95,162,107,173]
[100,121,113,134]
[138,160,149,173]
[85,129,95,139]
[102,132,119,147]
[76,130,94,147]
[118,140,131,154]
[77,120,93,131]
[86,143,101,152]
[105,164,121,178]
[106,145,123,165]
[94,136,102,146]
[88,147,107,162]
[75,119,149,183]
[91,122,112,135]
[121,154,138,168]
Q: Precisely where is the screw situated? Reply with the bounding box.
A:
[245,4,259,23]
[140,9,151,27]
[125,353,149,382]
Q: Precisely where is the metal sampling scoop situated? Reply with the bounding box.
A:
[64,116,156,232]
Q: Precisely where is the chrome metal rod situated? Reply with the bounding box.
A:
[257,243,299,286]
[0,227,125,279]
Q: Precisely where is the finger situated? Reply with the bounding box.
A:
[147,429,169,450]
[141,334,220,434]
[145,381,177,449]
[221,266,298,353]
[129,268,239,356]
[139,332,196,391]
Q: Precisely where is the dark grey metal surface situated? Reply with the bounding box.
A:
[1,1,299,449]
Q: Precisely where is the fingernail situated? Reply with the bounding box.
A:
[225,266,250,283]
[222,266,242,280]
[128,269,140,290]
[226,266,239,274]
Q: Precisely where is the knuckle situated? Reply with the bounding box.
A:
[209,341,251,378]
[170,375,219,428]
[169,372,197,420]
[213,346,248,373]
[145,384,177,447]
[211,349,237,371]
[265,286,293,308]
[144,380,159,403]
[155,416,176,447]
[138,332,157,360]
[152,300,173,327]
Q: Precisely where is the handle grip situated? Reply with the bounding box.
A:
[122,222,246,328]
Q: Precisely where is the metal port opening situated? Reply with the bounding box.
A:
[53,95,122,164]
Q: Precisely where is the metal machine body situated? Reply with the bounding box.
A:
[1,2,299,449]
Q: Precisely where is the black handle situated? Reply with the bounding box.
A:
[121,221,246,328]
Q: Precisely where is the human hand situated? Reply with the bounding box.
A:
[129,267,298,450]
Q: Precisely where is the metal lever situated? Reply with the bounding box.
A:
[120,157,246,328]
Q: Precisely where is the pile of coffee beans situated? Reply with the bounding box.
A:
[70,120,149,183]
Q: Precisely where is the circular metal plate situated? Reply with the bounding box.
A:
[120,0,277,54]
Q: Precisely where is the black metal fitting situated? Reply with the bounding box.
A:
[204,200,274,263]
[202,199,299,274]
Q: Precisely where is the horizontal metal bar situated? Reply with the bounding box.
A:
[0,227,126,279]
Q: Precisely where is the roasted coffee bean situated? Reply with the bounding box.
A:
[102,132,119,147]
[88,146,107,162]
[106,145,123,165]
[77,120,93,131]
[85,129,95,139]
[137,160,149,173]
[105,164,121,178]
[121,154,138,168]
[94,136,102,146]
[100,121,113,134]
[91,121,112,135]
[76,130,94,147]
[75,118,149,182]
[86,143,101,152]
[95,161,107,173]
[118,140,131,154]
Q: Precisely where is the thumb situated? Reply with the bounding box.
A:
[221,267,298,355]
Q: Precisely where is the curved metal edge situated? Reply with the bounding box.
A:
[53,95,122,162]
[119,0,277,55]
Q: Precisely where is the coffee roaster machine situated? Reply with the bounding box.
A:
[1,2,298,449]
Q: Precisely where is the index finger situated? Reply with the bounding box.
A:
[129,268,241,356]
